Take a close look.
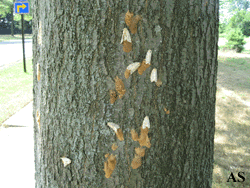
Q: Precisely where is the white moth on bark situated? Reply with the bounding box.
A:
[120,28,132,44]
[142,116,150,129]
[107,122,120,133]
[60,157,71,167]
[150,68,157,82]
[127,62,141,74]
[145,50,152,64]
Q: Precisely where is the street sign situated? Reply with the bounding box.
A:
[14,2,29,14]
[14,0,29,72]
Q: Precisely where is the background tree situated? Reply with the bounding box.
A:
[33,0,219,187]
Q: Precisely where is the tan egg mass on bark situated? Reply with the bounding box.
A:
[104,154,117,178]
[36,110,41,129]
[125,10,142,34]
[135,147,145,157]
[123,40,132,52]
[115,76,126,98]
[109,90,117,104]
[129,15,142,34]
[124,69,131,79]
[112,143,118,151]
[138,127,151,148]
[37,63,41,81]
[125,10,134,27]
[138,59,151,75]
[115,128,124,141]
[131,129,139,141]
[131,154,142,169]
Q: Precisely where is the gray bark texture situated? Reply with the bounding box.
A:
[32,0,219,187]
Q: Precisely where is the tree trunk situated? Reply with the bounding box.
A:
[32,0,219,187]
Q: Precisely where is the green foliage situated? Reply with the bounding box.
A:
[226,10,250,37]
[242,12,250,36]
[225,28,246,53]
[0,0,13,17]
[227,10,246,29]
[14,14,32,22]
[219,22,227,34]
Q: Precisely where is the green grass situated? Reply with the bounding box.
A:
[0,59,33,125]
[212,51,250,188]
[219,56,250,70]
[0,34,32,42]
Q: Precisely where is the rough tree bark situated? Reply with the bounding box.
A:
[32,0,219,187]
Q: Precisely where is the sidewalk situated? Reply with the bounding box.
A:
[0,102,35,188]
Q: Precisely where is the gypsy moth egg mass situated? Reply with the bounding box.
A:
[104,154,117,178]
[131,129,139,141]
[131,154,142,169]
[124,69,131,79]
[116,128,124,141]
[156,79,162,87]
[115,76,126,98]
[109,90,117,104]
[125,10,133,27]
[37,63,41,81]
[112,143,118,151]
[138,59,151,75]
[135,147,145,157]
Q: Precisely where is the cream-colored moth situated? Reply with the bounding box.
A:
[142,116,150,129]
[61,157,71,167]
[150,68,157,82]
[145,50,152,64]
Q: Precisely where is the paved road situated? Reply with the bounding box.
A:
[0,102,35,188]
[0,39,32,67]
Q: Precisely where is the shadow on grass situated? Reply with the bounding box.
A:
[213,53,250,187]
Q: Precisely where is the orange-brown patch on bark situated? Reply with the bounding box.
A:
[135,147,145,157]
[116,128,124,141]
[105,153,110,158]
[138,127,151,148]
[125,10,134,27]
[37,64,41,81]
[36,110,40,129]
[115,76,126,98]
[164,108,170,114]
[131,154,142,169]
[138,59,151,75]
[104,154,116,178]
[131,129,139,141]
[122,40,132,52]
[129,15,142,34]
[112,143,118,151]
[109,90,117,104]
[156,79,162,87]
[124,69,131,79]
